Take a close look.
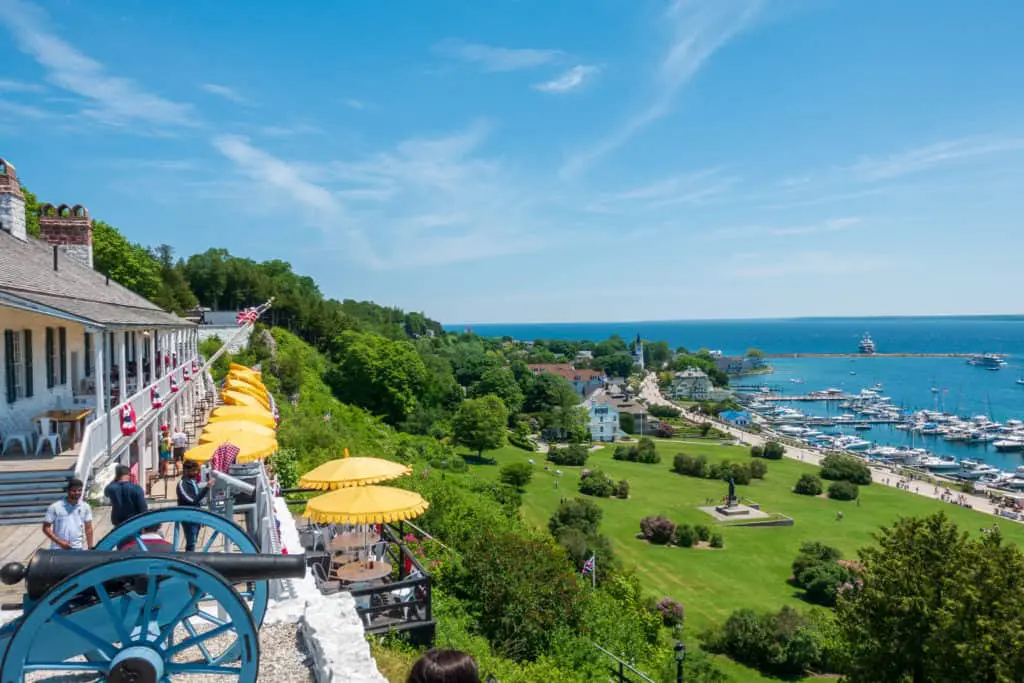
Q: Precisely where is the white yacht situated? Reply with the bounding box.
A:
[959,459,1002,480]
[920,455,960,471]
[994,438,1024,452]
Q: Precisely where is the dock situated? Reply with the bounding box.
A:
[759,393,856,401]
[765,353,995,359]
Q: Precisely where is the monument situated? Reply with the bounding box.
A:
[714,477,751,517]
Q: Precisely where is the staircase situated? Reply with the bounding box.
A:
[0,468,73,525]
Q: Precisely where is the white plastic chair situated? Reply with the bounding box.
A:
[1,416,35,455]
[35,417,62,456]
[370,541,388,563]
[389,569,424,620]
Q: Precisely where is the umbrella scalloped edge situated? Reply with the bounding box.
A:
[302,501,429,525]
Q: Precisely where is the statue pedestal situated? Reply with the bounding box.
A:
[701,504,769,522]
[714,504,751,517]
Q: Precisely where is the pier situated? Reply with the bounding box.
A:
[759,393,856,401]
[765,352,995,359]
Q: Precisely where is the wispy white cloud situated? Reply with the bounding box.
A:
[730,250,889,278]
[0,78,45,93]
[533,65,600,93]
[561,0,762,177]
[255,123,322,137]
[845,135,1024,182]
[590,168,738,212]
[0,0,194,127]
[708,217,862,239]
[435,39,563,72]
[201,83,250,105]
[0,98,53,119]
[213,124,550,269]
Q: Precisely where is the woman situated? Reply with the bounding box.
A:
[406,650,480,683]
[159,425,173,477]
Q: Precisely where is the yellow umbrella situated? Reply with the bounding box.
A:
[200,421,277,443]
[298,448,411,490]
[209,406,276,428]
[223,381,268,405]
[226,372,266,388]
[222,390,268,409]
[230,363,261,377]
[303,485,429,524]
[184,434,278,464]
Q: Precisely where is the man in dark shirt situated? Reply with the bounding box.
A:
[104,464,148,527]
[176,461,214,551]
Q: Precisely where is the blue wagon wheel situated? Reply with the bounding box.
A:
[96,508,268,629]
[0,555,258,682]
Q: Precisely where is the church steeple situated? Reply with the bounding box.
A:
[633,333,644,371]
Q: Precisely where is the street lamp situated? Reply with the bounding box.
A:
[674,641,686,683]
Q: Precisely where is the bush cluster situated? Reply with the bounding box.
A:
[615,479,630,499]
[794,473,824,496]
[549,497,603,537]
[613,437,661,464]
[762,441,786,459]
[640,515,676,544]
[820,453,872,485]
[656,597,685,627]
[579,468,617,498]
[508,431,535,452]
[672,453,766,484]
[828,480,860,501]
[702,606,824,677]
[638,516,723,550]
[499,462,534,490]
[647,404,682,418]
[548,443,589,466]
[791,541,857,607]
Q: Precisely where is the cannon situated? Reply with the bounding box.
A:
[0,510,305,682]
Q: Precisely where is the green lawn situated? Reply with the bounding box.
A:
[463,439,1024,681]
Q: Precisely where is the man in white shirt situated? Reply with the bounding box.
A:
[43,478,94,550]
[171,426,188,464]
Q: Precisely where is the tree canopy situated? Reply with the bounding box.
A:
[452,395,508,457]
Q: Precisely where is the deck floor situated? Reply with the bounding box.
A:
[0,453,78,473]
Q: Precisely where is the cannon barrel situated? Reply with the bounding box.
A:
[2,550,306,600]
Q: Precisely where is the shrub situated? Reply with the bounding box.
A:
[799,561,855,607]
[613,438,661,464]
[656,597,685,627]
[508,431,535,452]
[640,515,677,545]
[710,533,724,548]
[700,422,713,437]
[549,497,603,537]
[794,473,823,496]
[702,606,822,677]
[748,459,768,479]
[548,444,589,466]
[673,524,695,548]
[792,542,842,581]
[694,524,711,543]
[615,479,630,499]
[828,480,859,501]
[579,468,616,498]
[612,445,631,461]
[820,453,872,485]
[709,461,752,486]
[648,404,682,418]
[750,445,764,458]
[500,462,534,490]
[656,422,675,438]
[672,453,708,477]
[763,441,786,460]
[619,412,635,434]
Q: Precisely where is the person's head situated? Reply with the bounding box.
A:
[183,461,199,477]
[161,424,169,433]
[142,523,162,534]
[406,650,480,683]
[66,478,84,504]
[115,464,131,481]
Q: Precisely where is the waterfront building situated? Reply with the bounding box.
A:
[669,368,713,400]
[719,410,752,427]
[528,363,606,397]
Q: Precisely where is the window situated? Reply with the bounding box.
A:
[22,330,32,398]
[59,327,67,385]
[45,327,57,389]
[4,330,23,403]
[84,331,92,377]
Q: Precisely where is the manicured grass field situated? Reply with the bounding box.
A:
[465,439,1024,681]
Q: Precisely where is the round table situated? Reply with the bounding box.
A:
[330,532,372,551]
[333,561,393,583]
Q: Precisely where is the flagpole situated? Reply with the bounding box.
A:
[592,558,596,589]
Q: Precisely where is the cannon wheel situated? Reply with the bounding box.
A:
[0,555,259,682]
[95,508,269,629]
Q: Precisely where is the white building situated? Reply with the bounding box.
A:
[669,367,713,401]
[587,402,620,442]
[0,156,203,508]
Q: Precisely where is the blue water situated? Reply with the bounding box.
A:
[450,317,1024,469]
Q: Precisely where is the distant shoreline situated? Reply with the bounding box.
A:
[447,313,1024,328]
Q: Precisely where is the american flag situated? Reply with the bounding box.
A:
[236,307,259,325]
[582,555,596,576]
[211,442,240,472]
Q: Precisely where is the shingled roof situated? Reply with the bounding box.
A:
[0,230,191,328]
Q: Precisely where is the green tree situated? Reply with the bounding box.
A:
[593,335,628,358]
[327,331,427,425]
[469,367,524,416]
[452,394,508,458]
[598,352,636,378]
[746,348,766,357]
[548,497,603,536]
[837,513,1024,682]
[645,340,672,367]
[92,220,162,298]
[499,462,534,490]
[21,185,40,238]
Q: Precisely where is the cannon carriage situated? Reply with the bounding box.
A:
[0,508,304,682]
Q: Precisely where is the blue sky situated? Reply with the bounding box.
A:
[3,0,1024,324]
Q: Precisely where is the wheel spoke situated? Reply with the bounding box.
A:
[95,583,132,645]
[134,533,149,552]
[166,622,233,657]
[24,661,107,672]
[173,522,181,550]
[203,530,221,552]
[156,590,205,645]
[193,610,228,627]
[137,570,161,636]
[165,663,243,675]
[182,618,215,664]
[51,613,116,659]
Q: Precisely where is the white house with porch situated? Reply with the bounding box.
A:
[0,156,207,523]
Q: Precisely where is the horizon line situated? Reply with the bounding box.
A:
[444,313,1024,327]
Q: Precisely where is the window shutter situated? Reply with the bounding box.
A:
[4,330,14,404]
[23,330,33,398]
[59,327,67,385]
[84,331,92,377]
[45,327,54,389]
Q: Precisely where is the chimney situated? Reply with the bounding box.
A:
[38,203,93,269]
[0,157,27,241]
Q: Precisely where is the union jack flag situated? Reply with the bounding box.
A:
[211,442,240,472]
[236,308,260,325]
[582,555,596,576]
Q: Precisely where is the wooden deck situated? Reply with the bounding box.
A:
[0,453,78,473]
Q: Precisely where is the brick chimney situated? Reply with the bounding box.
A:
[0,157,27,241]
[38,203,93,269]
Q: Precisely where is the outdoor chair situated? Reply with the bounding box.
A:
[348,581,374,626]
[370,541,388,563]
[388,569,424,620]
[1,416,35,456]
[34,417,62,456]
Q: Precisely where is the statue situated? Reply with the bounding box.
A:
[727,477,736,506]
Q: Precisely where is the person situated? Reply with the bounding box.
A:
[43,478,93,550]
[171,425,188,468]
[104,464,148,527]
[118,524,173,552]
[406,650,480,683]
[159,424,173,477]
[176,460,215,551]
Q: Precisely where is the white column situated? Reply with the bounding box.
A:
[148,330,157,383]
[92,330,105,414]
[117,331,127,403]
[134,331,144,391]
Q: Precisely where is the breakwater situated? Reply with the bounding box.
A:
[765,353,990,359]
